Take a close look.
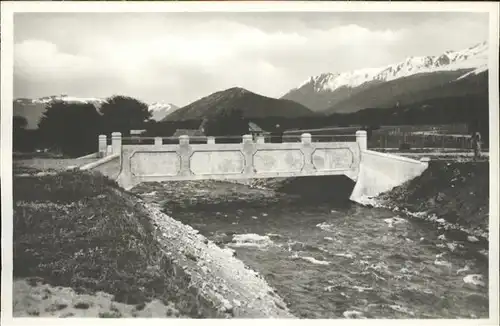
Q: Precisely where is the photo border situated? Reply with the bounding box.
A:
[1,1,499,326]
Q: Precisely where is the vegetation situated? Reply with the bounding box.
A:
[19,96,152,157]
[99,95,151,137]
[37,101,102,157]
[163,87,315,122]
[13,170,207,317]
[378,161,490,235]
[202,107,248,138]
[13,115,37,152]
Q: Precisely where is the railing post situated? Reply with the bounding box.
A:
[111,132,122,155]
[179,135,190,146]
[301,133,312,144]
[98,134,107,157]
[207,136,215,144]
[242,134,254,175]
[179,135,191,176]
[301,133,314,173]
[154,137,162,146]
[256,136,265,144]
[242,134,253,144]
[356,130,367,151]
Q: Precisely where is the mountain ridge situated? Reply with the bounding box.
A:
[282,41,488,112]
[162,87,315,122]
[14,95,179,129]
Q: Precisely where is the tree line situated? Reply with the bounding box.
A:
[14,93,490,157]
[14,95,151,157]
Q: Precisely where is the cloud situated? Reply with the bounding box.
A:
[15,40,93,80]
[13,12,489,106]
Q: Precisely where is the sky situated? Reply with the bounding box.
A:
[14,12,489,107]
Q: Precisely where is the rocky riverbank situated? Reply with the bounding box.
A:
[367,160,489,244]
[12,168,293,318]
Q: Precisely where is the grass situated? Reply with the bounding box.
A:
[13,169,210,317]
[378,160,489,234]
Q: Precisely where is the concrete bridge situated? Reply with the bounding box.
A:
[80,131,429,201]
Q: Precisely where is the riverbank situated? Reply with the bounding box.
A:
[134,175,489,318]
[236,159,489,242]
[375,160,489,242]
[12,168,293,318]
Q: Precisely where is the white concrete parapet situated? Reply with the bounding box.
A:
[111,132,122,155]
[356,130,367,151]
[179,135,190,145]
[242,134,253,144]
[98,135,107,157]
[420,157,431,164]
[301,133,312,144]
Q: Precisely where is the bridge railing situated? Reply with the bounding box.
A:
[97,131,367,157]
[117,134,358,145]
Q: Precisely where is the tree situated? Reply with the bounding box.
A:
[100,95,151,137]
[203,108,248,142]
[13,116,29,151]
[13,116,27,130]
[38,101,102,157]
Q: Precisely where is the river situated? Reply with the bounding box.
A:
[134,180,489,319]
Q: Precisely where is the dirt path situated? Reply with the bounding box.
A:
[13,279,182,318]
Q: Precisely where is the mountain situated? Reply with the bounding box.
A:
[162,87,315,122]
[13,95,177,129]
[148,102,180,121]
[324,68,488,114]
[282,41,488,113]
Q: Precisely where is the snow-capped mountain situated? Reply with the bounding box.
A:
[148,102,179,121]
[32,94,107,106]
[283,41,488,112]
[14,95,178,129]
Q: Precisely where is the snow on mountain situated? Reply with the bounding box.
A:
[456,65,488,81]
[294,41,488,94]
[148,102,179,121]
[32,94,107,106]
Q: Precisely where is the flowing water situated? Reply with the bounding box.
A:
[138,182,489,319]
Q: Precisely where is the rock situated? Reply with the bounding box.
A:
[343,310,364,319]
[463,274,485,287]
[274,300,286,310]
[446,243,457,252]
[220,299,233,313]
[467,235,479,243]
[436,192,446,202]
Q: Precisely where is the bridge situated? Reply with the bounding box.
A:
[79,131,430,201]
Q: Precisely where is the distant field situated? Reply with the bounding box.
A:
[283,124,473,148]
[373,124,469,135]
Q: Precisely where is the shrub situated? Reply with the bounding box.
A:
[14,170,119,203]
[399,143,411,151]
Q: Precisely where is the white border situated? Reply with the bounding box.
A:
[1,1,499,326]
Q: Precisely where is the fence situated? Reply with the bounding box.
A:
[368,132,476,150]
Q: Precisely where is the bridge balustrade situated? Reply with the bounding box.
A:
[96,131,368,187]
